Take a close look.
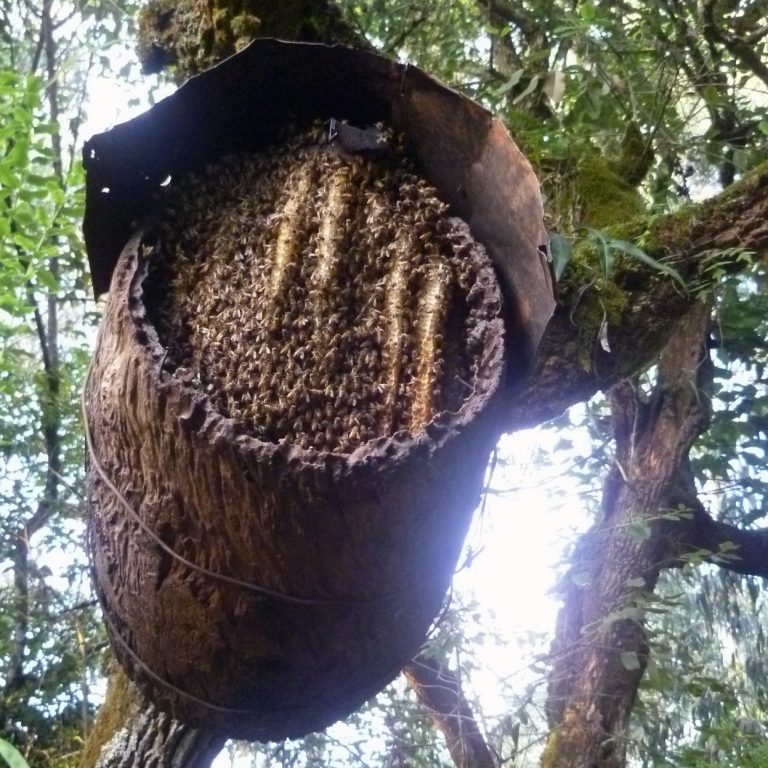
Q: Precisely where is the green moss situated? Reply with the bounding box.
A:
[504,108,549,165]
[542,151,646,235]
[548,151,652,369]
[576,157,646,230]
[540,728,562,768]
[81,663,139,768]
[642,206,698,254]
[574,278,629,370]
[556,236,631,371]
[616,121,653,187]
[636,160,768,255]
[541,708,590,768]
[231,12,262,49]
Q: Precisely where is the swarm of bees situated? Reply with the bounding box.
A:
[143,123,496,453]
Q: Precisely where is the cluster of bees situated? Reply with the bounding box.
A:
[143,123,493,453]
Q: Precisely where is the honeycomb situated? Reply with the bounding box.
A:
[143,124,496,453]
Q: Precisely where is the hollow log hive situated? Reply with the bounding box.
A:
[85,121,508,739]
[144,124,490,452]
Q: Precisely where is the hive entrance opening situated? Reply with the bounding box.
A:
[143,123,499,454]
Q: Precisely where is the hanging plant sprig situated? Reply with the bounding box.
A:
[549,228,687,355]
[549,228,687,289]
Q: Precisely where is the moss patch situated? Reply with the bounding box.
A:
[80,662,140,768]
[576,158,646,230]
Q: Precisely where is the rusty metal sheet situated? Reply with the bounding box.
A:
[83,39,554,383]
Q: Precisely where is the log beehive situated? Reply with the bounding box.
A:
[82,40,554,741]
[85,123,506,739]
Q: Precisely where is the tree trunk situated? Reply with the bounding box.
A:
[82,667,225,768]
[542,303,713,768]
[84,5,372,767]
[93,705,225,768]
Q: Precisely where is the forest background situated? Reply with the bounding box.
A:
[1,1,768,767]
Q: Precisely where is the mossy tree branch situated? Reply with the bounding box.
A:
[506,163,768,433]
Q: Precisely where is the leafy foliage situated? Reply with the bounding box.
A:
[0,0,141,762]
[0,738,30,768]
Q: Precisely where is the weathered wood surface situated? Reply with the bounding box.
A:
[85,227,506,740]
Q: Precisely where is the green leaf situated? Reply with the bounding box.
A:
[732,148,749,173]
[0,165,21,189]
[580,2,596,20]
[512,74,540,105]
[548,232,572,280]
[12,233,36,252]
[759,121,768,136]
[25,172,52,187]
[702,84,724,106]
[620,651,641,671]
[588,228,614,279]
[0,739,30,768]
[585,85,603,118]
[627,519,652,541]
[495,69,523,96]
[609,239,686,289]
[35,267,59,293]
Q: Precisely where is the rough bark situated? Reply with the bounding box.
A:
[89,676,224,768]
[404,656,496,768]
[86,216,504,737]
[93,707,224,768]
[85,6,366,765]
[543,302,713,768]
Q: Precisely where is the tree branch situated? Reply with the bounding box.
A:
[543,302,713,768]
[4,535,30,697]
[505,164,768,432]
[660,458,768,579]
[700,0,768,90]
[404,656,496,768]
[690,516,768,578]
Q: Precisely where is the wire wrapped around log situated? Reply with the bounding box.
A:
[85,226,506,739]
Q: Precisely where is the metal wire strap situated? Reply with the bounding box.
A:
[92,571,266,716]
